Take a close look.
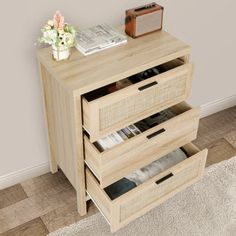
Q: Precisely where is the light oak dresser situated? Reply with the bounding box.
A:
[37,30,208,232]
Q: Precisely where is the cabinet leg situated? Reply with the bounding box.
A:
[77,191,87,216]
[49,161,58,174]
[49,152,58,173]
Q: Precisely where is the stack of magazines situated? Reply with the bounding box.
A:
[75,24,127,56]
[94,109,176,152]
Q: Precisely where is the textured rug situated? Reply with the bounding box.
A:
[49,157,236,236]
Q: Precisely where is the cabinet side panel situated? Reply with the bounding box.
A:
[39,63,58,173]
[40,63,87,215]
[40,63,76,187]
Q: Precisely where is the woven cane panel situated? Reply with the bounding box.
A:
[99,75,187,130]
[120,160,199,221]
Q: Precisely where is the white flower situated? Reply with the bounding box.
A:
[47,20,54,27]
[58,32,65,39]
[63,32,75,47]
[44,24,51,30]
[42,29,57,45]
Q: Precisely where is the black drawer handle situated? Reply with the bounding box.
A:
[155,173,174,185]
[146,128,165,139]
[138,81,158,91]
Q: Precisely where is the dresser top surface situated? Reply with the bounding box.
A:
[37,30,190,94]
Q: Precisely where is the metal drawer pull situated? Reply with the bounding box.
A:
[146,128,165,139]
[155,173,173,185]
[138,81,158,91]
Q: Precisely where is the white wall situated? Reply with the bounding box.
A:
[0,0,235,188]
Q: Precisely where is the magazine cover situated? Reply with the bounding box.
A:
[76,24,127,55]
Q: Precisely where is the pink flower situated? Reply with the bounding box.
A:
[53,10,65,30]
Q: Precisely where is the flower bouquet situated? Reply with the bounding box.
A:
[39,11,76,61]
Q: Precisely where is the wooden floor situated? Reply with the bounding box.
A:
[1,106,236,235]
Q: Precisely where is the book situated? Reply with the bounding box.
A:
[75,24,127,56]
[96,137,110,151]
[145,110,176,127]
[134,120,150,132]
[117,130,128,141]
[121,127,135,139]
[128,125,141,135]
[94,123,143,152]
[96,131,125,151]
[108,133,124,145]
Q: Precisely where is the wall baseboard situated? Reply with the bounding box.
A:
[1,95,235,190]
[0,162,50,190]
[200,94,236,118]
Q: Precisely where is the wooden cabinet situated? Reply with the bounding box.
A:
[37,29,207,232]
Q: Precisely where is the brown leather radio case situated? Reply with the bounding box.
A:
[125,2,164,38]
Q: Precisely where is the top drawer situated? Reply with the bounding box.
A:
[82,59,193,142]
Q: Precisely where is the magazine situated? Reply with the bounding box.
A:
[75,24,127,56]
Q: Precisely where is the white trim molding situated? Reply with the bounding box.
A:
[0,162,50,190]
[200,94,236,118]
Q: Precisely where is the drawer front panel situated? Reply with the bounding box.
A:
[84,102,199,188]
[86,172,111,222]
[86,143,208,232]
[83,63,193,142]
[99,74,186,130]
[120,158,199,221]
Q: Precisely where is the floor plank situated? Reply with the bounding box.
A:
[194,106,236,149]
[0,184,28,209]
[0,186,76,233]
[41,200,98,233]
[0,218,48,236]
[224,129,236,149]
[205,138,236,167]
[21,170,71,197]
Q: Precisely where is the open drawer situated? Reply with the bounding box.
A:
[86,143,208,232]
[84,102,200,188]
[82,59,193,142]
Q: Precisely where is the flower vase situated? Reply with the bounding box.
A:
[52,45,70,61]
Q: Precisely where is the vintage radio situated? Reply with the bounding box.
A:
[125,2,164,38]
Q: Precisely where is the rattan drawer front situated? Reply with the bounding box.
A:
[84,102,199,188]
[86,143,208,232]
[82,63,193,142]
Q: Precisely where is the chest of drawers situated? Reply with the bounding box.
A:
[37,29,207,232]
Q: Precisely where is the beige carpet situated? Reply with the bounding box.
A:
[49,157,236,236]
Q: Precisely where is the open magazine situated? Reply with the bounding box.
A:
[75,24,127,55]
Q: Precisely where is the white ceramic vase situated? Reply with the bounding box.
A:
[52,45,70,61]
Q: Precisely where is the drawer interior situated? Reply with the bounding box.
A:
[103,146,189,200]
[89,143,201,201]
[86,102,194,153]
[83,58,184,102]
